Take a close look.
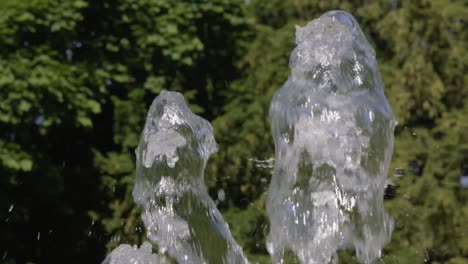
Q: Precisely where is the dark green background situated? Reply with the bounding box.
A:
[1,0,467,263]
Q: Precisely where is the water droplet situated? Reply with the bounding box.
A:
[65,49,73,59]
[395,167,405,177]
[34,115,44,125]
[8,204,14,212]
[37,232,41,240]
[217,189,225,201]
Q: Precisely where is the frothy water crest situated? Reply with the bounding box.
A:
[102,242,169,264]
[266,11,396,264]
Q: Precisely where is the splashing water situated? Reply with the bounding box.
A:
[102,242,169,264]
[132,91,248,264]
[104,91,248,263]
[266,11,396,264]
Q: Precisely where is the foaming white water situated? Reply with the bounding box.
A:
[102,242,169,264]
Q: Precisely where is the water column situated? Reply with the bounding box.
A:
[105,91,248,264]
[266,11,396,264]
[133,91,249,264]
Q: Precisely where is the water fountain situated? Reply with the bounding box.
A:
[104,91,248,264]
[104,10,395,264]
[266,10,395,264]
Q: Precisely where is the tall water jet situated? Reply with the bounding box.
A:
[131,91,248,264]
[266,11,396,264]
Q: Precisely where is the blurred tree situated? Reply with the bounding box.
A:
[0,1,105,263]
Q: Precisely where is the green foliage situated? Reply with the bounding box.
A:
[1,0,467,263]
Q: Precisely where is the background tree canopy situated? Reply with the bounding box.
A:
[0,0,467,263]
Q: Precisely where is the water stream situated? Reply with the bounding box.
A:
[266,10,395,264]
